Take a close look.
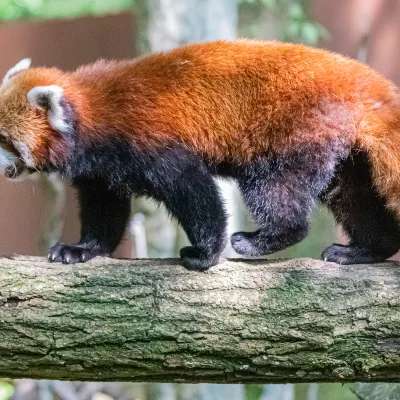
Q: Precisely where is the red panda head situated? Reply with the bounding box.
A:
[0,59,77,179]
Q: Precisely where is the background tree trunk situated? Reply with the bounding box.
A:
[147,0,237,50]
[1,255,400,383]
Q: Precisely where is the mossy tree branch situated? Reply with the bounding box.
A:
[0,256,399,383]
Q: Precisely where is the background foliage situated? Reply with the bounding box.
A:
[237,0,327,44]
[0,0,132,21]
[0,0,326,46]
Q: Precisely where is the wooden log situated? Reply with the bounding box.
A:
[0,255,399,383]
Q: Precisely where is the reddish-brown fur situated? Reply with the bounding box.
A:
[2,40,400,218]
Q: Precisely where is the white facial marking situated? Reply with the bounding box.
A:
[0,147,18,168]
[27,85,69,133]
[2,58,31,85]
[13,140,34,168]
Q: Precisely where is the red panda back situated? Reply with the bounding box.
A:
[68,40,395,164]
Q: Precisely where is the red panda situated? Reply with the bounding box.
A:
[0,39,399,270]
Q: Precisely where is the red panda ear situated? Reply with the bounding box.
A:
[2,58,31,85]
[27,85,72,134]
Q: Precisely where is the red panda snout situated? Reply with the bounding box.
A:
[0,134,37,179]
[4,161,25,179]
[0,145,20,178]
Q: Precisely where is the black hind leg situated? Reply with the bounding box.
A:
[231,145,345,257]
[231,172,311,256]
[321,152,400,264]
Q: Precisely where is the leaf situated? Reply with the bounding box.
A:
[285,21,301,41]
[0,381,13,400]
[287,2,304,20]
[260,0,277,8]
[300,21,320,45]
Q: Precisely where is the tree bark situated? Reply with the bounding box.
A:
[1,255,400,383]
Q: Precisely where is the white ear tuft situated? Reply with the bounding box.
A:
[27,85,70,133]
[3,58,31,85]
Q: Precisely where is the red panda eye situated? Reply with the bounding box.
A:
[0,136,6,144]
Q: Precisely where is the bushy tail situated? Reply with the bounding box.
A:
[358,98,400,221]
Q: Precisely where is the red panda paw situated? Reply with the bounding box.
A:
[321,243,391,265]
[231,232,267,256]
[48,243,101,264]
[179,246,221,271]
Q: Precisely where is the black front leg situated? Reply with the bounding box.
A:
[141,149,228,271]
[48,179,131,264]
[162,173,227,271]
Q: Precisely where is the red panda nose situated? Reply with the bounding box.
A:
[5,161,24,179]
